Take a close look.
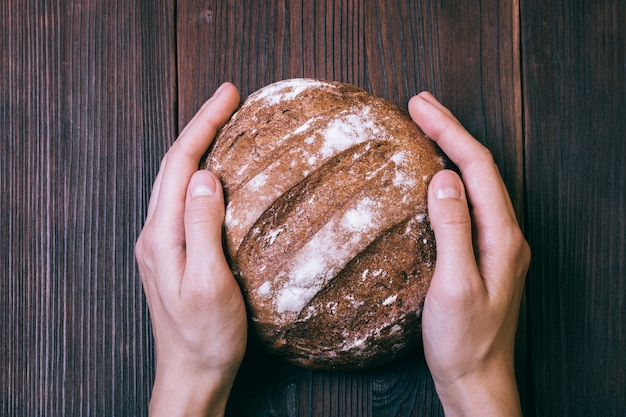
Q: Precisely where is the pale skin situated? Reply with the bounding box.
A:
[135,83,530,417]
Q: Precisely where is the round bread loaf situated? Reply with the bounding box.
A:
[205,79,444,369]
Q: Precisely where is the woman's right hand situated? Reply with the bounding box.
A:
[410,92,530,417]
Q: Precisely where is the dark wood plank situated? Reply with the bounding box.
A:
[370,353,443,416]
[1,0,177,415]
[176,1,521,415]
[521,0,626,415]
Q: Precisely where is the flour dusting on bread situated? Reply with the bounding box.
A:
[205,79,444,369]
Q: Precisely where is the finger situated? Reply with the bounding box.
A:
[427,170,483,296]
[408,92,517,227]
[144,157,167,224]
[183,170,232,284]
[152,83,240,230]
[414,91,460,123]
[409,92,487,171]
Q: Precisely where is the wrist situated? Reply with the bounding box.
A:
[149,362,238,417]
[433,360,521,417]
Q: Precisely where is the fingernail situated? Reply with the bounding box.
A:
[418,91,433,102]
[192,184,215,197]
[213,82,228,98]
[435,175,463,199]
[191,173,217,197]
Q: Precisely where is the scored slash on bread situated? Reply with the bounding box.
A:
[205,79,444,369]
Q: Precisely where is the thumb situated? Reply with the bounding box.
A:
[427,170,482,295]
[184,170,230,276]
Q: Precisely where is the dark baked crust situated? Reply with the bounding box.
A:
[205,79,444,369]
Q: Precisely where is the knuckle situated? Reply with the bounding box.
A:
[467,147,497,176]
[476,144,495,163]
[432,269,483,307]
[499,226,531,279]
[134,226,161,273]
[509,228,530,259]
[457,141,496,172]
[134,233,147,263]
[185,200,223,227]
[166,140,198,165]
[516,235,532,273]
[439,207,471,229]
[445,212,471,227]
[185,204,211,226]
[181,263,232,307]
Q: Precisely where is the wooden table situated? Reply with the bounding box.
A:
[2,1,624,415]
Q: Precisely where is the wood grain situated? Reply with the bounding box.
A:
[1,0,176,415]
[521,0,626,415]
[7,0,624,415]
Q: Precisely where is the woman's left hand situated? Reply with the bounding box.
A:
[135,83,247,417]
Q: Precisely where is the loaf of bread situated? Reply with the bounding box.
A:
[205,79,444,369]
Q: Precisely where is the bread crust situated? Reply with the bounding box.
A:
[205,79,444,369]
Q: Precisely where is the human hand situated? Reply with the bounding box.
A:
[135,83,247,417]
[409,92,530,416]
